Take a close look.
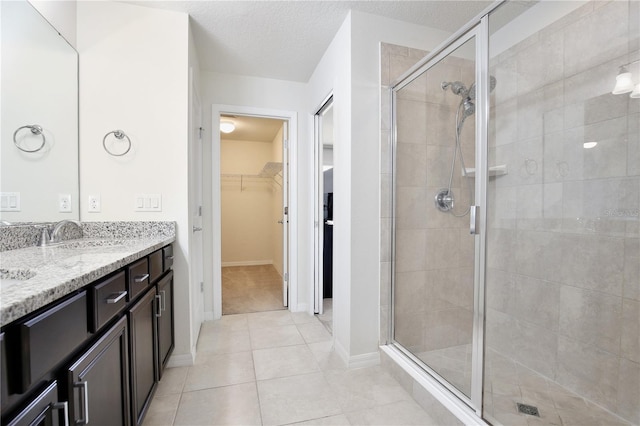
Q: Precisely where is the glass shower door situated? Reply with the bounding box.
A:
[392,33,479,403]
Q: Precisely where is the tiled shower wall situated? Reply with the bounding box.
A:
[486,1,639,423]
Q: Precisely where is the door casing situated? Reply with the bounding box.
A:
[211,105,298,319]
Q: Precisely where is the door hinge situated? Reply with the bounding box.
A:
[198,127,204,139]
[198,205,202,217]
[284,139,289,150]
[200,282,204,292]
[284,206,288,215]
[284,273,288,282]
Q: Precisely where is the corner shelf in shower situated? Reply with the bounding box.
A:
[463,164,508,178]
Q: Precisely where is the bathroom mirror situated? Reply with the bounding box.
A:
[1,0,79,222]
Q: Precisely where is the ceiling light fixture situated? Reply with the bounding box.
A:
[220,121,235,133]
[583,141,598,149]
[612,60,639,97]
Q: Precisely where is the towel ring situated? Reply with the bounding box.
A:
[13,125,46,153]
[103,130,131,156]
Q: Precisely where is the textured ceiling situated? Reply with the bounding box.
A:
[126,1,496,82]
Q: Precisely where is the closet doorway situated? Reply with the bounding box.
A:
[218,115,287,315]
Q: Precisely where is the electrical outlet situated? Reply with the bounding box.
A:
[88,195,101,212]
[59,194,72,212]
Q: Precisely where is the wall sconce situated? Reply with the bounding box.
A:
[612,59,639,98]
[220,121,235,133]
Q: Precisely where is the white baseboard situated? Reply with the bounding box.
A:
[204,310,215,321]
[334,340,380,369]
[221,260,273,267]
[166,349,196,368]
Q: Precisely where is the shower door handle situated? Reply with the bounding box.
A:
[470,205,478,235]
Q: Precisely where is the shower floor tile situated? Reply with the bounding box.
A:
[417,346,633,425]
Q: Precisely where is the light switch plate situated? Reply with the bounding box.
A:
[134,194,162,212]
[0,192,20,212]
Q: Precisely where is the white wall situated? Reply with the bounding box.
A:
[201,72,308,315]
[307,10,452,363]
[221,139,276,265]
[77,1,194,363]
[308,13,353,362]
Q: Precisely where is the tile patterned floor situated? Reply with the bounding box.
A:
[222,265,285,315]
[417,345,633,426]
[143,310,438,426]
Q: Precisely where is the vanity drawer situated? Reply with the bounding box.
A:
[148,250,163,283]
[90,271,127,333]
[162,245,173,272]
[127,258,149,301]
[17,291,88,393]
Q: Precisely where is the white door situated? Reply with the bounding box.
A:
[313,97,333,314]
[189,72,204,330]
[281,121,289,307]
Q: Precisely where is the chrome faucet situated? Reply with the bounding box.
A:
[38,220,82,246]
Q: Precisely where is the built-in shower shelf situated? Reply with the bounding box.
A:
[463,164,508,177]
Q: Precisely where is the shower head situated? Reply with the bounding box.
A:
[441,81,468,96]
[466,76,497,100]
[462,98,475,118]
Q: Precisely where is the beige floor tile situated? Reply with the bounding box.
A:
[291,311,318,324]
[184,351,255,392]
[253,344,320,380]
[297,321,333,344]
[174,382,262,426]
[308,341,347,371]
[344,400,438,425]
[197,329,252,354]
[155,366,188,397]
[325,366,412,413]
[202,314,249,332]
[257,372,342,426]
[291,414,352,425]
[142,393,180,426]
[247,310,295,330]
[250,324,304,349]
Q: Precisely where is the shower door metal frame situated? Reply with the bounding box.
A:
[389,14,492,417]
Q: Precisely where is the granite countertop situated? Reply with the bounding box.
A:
[0,235,175,327]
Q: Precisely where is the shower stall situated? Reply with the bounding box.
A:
[386,1,639,425]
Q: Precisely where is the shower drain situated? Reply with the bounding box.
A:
[516,403,540,417]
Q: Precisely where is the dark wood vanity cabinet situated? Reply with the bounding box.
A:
[156,271,174,377]
[1,244,175,426]
[128,287,158,426]
[4,381,66,426]
[66,316,130,426]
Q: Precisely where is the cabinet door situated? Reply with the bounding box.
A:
[4,381,67,426]
[156,271,174,378]
[128,288,157,426]
[66,316,130,426]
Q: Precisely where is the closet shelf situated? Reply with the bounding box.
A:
[221,161,283,179]
[463,164,508,177]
